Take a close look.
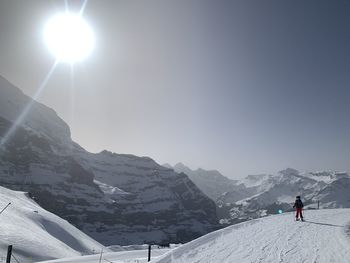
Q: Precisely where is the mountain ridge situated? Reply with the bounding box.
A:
[165,162,350,225]
[0,75,219,245]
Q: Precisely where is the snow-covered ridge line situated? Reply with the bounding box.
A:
[0,75,71,145]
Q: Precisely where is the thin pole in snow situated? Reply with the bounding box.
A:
[11,253,20,263]
[0,203,11,216]
[98,248,103,263]
[6,245,12,263]
[148,244,151,262]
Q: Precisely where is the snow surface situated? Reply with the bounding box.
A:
[0,186,107,262]
[38,248,171,263]
[152,209,350,263]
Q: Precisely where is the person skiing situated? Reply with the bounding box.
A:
[293,196,304,221]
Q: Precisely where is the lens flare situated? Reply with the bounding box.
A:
[44,13,95,63]
[0,61,58,149]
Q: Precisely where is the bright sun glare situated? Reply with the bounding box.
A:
[44,13,95,63]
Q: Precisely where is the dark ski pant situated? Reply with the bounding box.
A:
[296,208,303,219]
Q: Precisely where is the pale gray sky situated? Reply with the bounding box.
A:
[1,0,350,178]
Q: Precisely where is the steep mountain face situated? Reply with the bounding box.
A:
[0,76,71,146]
[165,163,256,221]
[312,176,350,208]
[217,168,350,224]
[73,151,218,245]
[166,162,246,201]
[0,76,218,245]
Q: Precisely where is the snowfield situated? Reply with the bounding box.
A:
[152,209,350,263]
[38,248,171,263]
[0,186,107,262]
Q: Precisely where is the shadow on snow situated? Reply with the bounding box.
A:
[304,221,345,228]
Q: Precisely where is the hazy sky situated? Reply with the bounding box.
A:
[1,0,350,178]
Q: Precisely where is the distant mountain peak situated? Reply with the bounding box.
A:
[170,162,238,201]
[174,162,189,169]
[278,168,300,176]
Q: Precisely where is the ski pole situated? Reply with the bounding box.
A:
[0,202,11,216]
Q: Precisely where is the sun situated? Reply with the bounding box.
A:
[44,13,95,63]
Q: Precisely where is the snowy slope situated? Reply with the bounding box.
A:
[0,186,107,262]
[152,209,350,263]
[38,248,171,263]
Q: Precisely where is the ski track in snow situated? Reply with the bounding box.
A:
[152,209,350,263]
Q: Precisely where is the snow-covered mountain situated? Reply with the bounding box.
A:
[217,168,350,224]
[152,209,350,263]
[167,160,350,225]
[164,163,251,202]
[0,185,107,262]
[0,75,218,246]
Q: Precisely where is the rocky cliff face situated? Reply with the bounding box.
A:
[0,76,218,245]
[166,162,241,201]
